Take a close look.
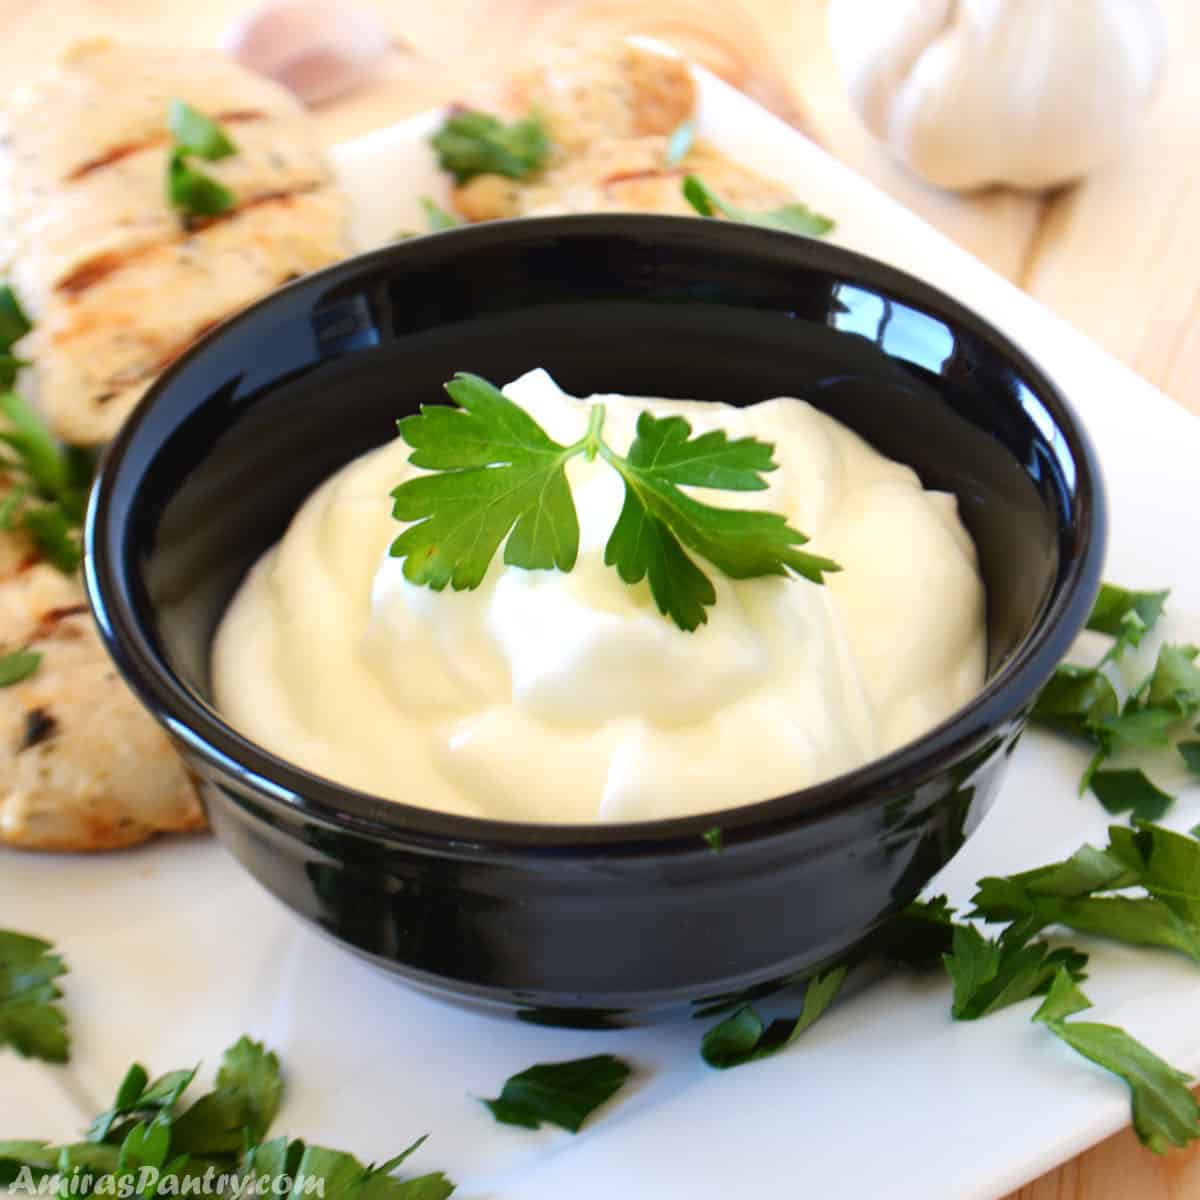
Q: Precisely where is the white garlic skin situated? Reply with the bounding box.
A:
[828,0,1167,191]
[221,0,390,106]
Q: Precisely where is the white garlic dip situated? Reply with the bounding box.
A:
[212,369,986,823]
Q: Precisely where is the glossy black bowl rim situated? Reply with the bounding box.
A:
[85,214,1107,856]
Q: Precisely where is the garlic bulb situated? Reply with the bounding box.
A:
[221,0,391,106]
[827,0,1166,191]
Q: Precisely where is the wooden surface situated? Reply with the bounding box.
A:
[3,1,1199,1195]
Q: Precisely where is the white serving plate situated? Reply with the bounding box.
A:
[3,62,1200,1200]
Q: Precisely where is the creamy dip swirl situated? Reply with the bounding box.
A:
[213,369,986,823]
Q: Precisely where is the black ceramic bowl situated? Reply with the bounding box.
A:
[85,215,1105,1023]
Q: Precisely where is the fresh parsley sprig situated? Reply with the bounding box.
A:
[430,109,549,185]
[0,929,69,1063]
[1,1036,452,1199]
[388,374,839,631]
[1034,970,1200,1154]
[682,175,835,237]
[166,101,237,219]
[907,826,1200,1153]
[1031,583,1200,814]
[0,648,42,687]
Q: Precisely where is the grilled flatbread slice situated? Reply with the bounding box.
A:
[448,42,795,223]
[0,529,204,851]
[0,40,350,445]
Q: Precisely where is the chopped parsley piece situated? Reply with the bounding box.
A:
[481,1055,631,1133]
[971,824,1200,964]
[702,825,724,852]
[389,373,838,631]
[1,1032,451,1197]
[0,284,31,354]
[682,175,835,237]
[166,101,237,218]
[1034,970,1200,1153]
[0,284,32,389]
[0,929,69,1063]
[0,649,41,687]
[1030,664,1119,742]
[1090,768,1175,822]
[1087,584,1169,662]
[87,1062,197,1142]
[431,109,549,185]
[700,967,847,1069]
[1145,643,1200,715]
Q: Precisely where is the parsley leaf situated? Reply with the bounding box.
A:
[1091,707,1177,753]
[702,825,724,852]
[0,1141,62,1186]
[0,284,31,354]
[0,929,69,1063]
[971,824,1200,963]
[700,967,847,1068]
[419,197,460,232]
[260,1138,453,1200]
[88,1063,196,1142]
[167,158,236,218]
[166,101,237,218]
[1179,739,1200,775]
[1091,768,1175,822]
[682,175,835,237]
[0,390,91,574]
[390,375,837,631]
[1145,643,1200,716]
[0,355,27,392]
[943,924,1087,1020]
[0,388,76,499]
[601,410,838,629]
[1087,584,1169,661]
[431,109,549,185]
[664,119,694,167]
[390,373,581,589]
[171,1037,282,1154]
[481,1055,631,1133]
[21,503,82,574]
[168,101,236,159]
[0,648,41,686]
[1034,969,1200,1153]
[1030,664,1119,741]
[115,1118,173,1199]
